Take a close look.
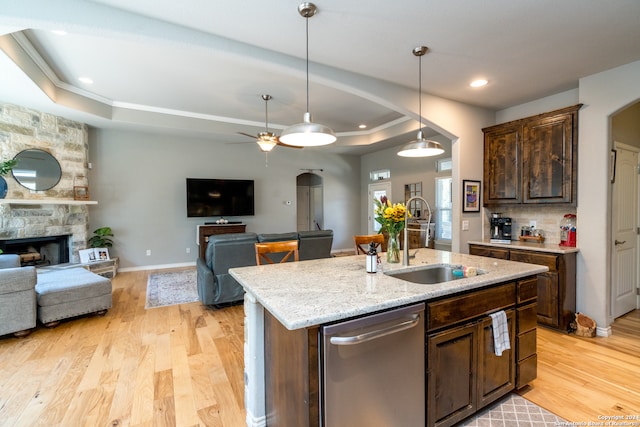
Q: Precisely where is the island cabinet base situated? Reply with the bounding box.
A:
[262,276,537,427]
[264,312,320,427]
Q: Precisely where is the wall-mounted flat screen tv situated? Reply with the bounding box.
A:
[186,178,255,217]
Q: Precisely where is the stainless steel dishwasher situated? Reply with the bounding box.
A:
[321,303,425,427]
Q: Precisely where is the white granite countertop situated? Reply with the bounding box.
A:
[230,248,548,330]
[468,239,580,254]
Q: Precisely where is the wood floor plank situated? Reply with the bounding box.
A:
[1,267,638,426]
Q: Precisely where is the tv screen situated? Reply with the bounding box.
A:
[186,178,255,218]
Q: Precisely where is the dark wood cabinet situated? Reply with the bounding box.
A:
[484,123,522,205]
[426,282,523,427]
[469,244,576,331]
[197,224,246,259]
[483,104,581,206]
[427,310,517,427]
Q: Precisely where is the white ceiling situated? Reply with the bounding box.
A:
[1,0,639,155]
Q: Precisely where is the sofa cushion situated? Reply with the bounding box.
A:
[257,232,299,243]
[298,229,333,261]
[206,232,258,270]
[0,254,21,269]
[0,266,37,294]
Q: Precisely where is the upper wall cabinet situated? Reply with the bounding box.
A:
[483,105,581,206]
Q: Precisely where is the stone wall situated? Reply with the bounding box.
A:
[0,104,91,262]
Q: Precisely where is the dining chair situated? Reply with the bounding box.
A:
[353,234,385,255]
[255,240,300,265]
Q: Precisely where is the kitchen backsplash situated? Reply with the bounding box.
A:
[484,205,577,245]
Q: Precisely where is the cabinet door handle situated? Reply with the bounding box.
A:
[615,240,626,246]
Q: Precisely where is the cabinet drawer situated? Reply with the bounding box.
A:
[428,283,515,331]
[517,303,537,333]
[517,329,536,361]
[517,277,537,304]
[509,250,557,271]
[517,354,537,388]
[469,245,510,260]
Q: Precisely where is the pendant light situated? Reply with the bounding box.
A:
[397,46,444,158]
[279,2,336,147]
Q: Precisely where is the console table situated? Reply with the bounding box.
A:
[197,224,247,259]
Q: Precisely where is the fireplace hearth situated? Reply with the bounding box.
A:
[0,235,70,266]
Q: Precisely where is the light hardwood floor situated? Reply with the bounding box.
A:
[0,268,638,426]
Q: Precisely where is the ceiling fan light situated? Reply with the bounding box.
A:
[257,139,277,152]
[397,131,445,157]
[280,112,337,147]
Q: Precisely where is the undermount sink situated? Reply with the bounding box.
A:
[384,264,484,285]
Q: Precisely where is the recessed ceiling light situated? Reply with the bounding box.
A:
[78,77,94,84]
[50,30,67,36]
[470,79,488,88]
[358,124,367,129]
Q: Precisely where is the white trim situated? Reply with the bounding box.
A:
[118,261,195,272]
[596,325,612,337]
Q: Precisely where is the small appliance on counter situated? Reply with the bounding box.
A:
[489,213,512,244]
[559,213,577,247]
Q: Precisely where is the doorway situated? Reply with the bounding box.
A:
[368,181,392,234]
[297,172,324,231]
[611,142,640,318]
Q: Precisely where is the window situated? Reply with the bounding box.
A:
[370,169,390,181]
[435,177,452,241]
[436,158,452,172]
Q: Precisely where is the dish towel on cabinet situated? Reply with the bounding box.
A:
[489,310,511,356]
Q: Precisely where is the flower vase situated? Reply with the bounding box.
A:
[387,232,400,263]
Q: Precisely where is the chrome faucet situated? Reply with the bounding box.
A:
[403,196,432,266]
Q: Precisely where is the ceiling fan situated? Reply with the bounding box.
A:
[238,94,302,152]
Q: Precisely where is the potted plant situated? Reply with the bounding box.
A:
[88,227,114,248]
[0,158,17,199]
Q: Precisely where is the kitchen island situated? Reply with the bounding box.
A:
[230,249,548,427]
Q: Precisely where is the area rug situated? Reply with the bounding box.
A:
[460,394,566,426]
[145,269,199,309]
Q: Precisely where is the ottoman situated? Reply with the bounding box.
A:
[35,267,112,326]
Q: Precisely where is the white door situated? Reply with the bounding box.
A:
[368,182,392,234]
[611,142,640,318]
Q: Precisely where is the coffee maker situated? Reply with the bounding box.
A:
[490,213,512,242]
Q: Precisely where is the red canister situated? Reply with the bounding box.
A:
[559,214,576,247]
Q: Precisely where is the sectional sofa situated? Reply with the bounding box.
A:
[196,230,333,307]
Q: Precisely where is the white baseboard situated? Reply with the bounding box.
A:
[118,261,196,272]
[596,325,612,337]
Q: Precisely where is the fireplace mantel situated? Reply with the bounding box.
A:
[0,199,98,205]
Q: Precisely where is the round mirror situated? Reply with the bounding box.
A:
[11,149,62,191]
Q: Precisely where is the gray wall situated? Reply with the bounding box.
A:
[88,128,361,269]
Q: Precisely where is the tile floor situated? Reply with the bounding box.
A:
[460,394,566,426]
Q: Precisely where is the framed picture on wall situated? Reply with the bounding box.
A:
[462,180,481,212]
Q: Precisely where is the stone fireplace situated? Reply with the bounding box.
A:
[0,104,92,263]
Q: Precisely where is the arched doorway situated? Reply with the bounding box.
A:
[296,172,324,231]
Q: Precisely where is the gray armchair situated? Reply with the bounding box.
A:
[0,254,37,337]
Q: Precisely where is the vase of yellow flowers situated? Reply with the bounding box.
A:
[374,196,410,263]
